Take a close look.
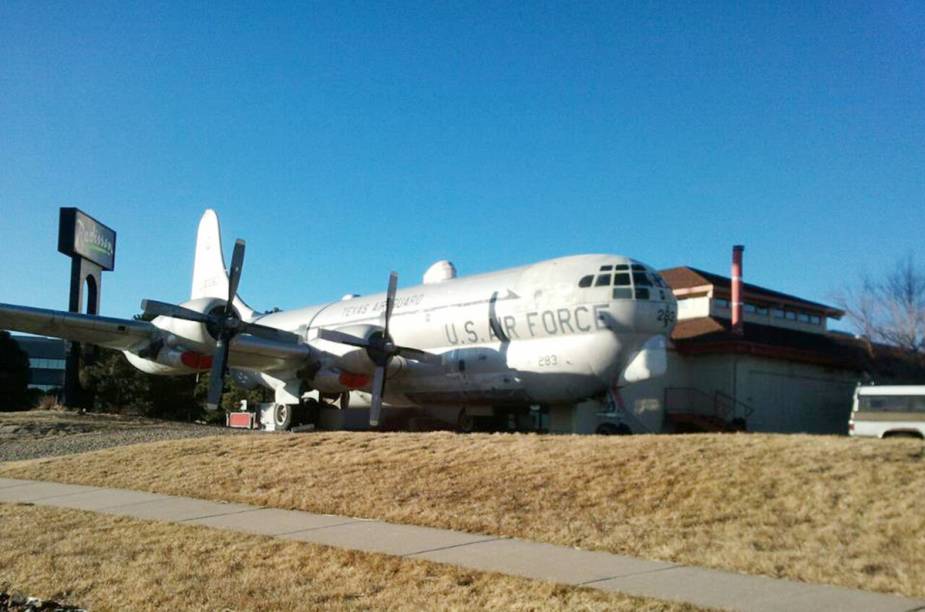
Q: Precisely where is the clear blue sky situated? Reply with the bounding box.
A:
[1,2,922,326]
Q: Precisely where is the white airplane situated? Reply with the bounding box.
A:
[0,210,677,430]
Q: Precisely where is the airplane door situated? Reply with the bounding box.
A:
[445,349,472,399]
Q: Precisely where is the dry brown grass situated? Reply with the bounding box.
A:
[2,431,923,597]
[0,503,695,611]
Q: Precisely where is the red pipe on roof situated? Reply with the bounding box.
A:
[731,245,745,335]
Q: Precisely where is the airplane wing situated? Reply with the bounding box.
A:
[0,303,155,351]
[0,303,312,371]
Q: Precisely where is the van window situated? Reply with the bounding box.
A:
[858,396,911,412]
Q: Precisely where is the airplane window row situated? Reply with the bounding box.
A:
[715,299,823,325]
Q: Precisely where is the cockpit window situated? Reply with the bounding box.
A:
[613,288,633,299]
[580,266,665,301]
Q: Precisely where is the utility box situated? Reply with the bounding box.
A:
[226,411,256,429]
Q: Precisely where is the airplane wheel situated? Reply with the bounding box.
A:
[456,409,475,433]
[274,403,293,430]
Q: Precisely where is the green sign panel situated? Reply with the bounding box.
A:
[58,208,117,271]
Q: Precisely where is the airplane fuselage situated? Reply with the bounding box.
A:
[249,253,676,407]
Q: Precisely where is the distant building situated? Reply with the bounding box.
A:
[13,335,66,394]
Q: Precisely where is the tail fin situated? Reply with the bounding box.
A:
[191,210,254,317]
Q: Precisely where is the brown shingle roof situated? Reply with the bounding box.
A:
[671,317,866,369]
[660,267,843,318]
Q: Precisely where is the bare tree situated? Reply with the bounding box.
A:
[835,255,925,355]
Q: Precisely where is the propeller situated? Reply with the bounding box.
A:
[316,271,440,427]
[141,239,300,411]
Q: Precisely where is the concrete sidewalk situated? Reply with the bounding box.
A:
[1,477,921,612]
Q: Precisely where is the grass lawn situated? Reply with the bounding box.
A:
[0,504,697,611]
[2,429,923,597]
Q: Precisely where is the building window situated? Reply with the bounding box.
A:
[756,306,769,316]
[798,312,811,323]
[744,303,757,314]
[715,298,730,308]
[785,311,797,321]
[772,308,784,318]
[809,315,822,325]
[29,358,66,369]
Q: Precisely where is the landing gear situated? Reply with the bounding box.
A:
[273,403,293,430]
[456,408,475,433]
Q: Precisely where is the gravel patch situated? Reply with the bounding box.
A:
[0,412,251,462]
[0,591,85,611]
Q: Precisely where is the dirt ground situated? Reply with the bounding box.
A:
[0,410,239,461]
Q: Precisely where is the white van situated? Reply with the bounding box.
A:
[849,385,925,439]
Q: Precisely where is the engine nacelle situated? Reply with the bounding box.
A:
[151,297,234,351]
[313,323,381,373]
[123,345,218,375]
[310,361,404,394]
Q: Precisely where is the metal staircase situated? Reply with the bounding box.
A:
[663,387,753,433]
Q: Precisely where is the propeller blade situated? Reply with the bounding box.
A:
[395,346,442,364]
[226,239,246,311]
[382,271,398,337]
[369,365,386,427]
[205,337,230,411]
[317,328,370,348]
[141,299,209,323]
[241,321,301,344]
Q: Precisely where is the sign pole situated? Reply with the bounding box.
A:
[58,208,116,408]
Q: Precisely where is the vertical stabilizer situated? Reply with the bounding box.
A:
[191,210,254,317]
[191,210,228,300]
